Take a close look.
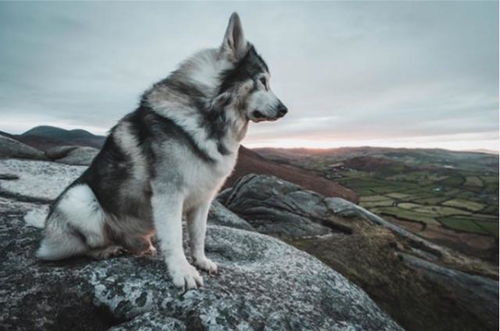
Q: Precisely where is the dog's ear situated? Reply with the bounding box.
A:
[220,12,248,61]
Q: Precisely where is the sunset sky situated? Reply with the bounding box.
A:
[0,2,498,151]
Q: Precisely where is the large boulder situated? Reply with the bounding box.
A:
[0,135,46,160]
[220,174,353,238]
[0,159,402,330]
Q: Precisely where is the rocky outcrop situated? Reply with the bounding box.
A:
[220,174,352,238]
[220,174,499,331]
[0,159,401,330]
[0,134,46,160]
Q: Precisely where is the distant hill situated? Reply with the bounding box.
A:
[256,146,499,173]
[23,126,97,140]
[16,126,106,150]
[469,149,499,155]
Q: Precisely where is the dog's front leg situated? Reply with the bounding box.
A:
[151,192,203,290]
[187,201,218,274]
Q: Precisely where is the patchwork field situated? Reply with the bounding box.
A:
[338,170,499,237]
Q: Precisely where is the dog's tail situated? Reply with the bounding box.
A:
[36,229,87,261]
[36,184,106,260]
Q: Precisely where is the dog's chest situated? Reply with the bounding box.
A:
[183,153,237,205]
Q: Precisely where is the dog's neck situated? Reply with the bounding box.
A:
[145,83,249,163]
[219,106,249,154]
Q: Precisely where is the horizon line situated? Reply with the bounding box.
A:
[1,124,498,155]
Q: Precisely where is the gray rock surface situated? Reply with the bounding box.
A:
[0,135,46,160]
[0,159,85,202]
[208,200,255,231]
[0,160,402,331]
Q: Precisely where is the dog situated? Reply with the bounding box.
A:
[36,12,287,290]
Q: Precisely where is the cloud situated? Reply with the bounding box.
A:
[0,1,497,150]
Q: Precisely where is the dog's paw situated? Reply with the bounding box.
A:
[147,245,157,256]
[168,260,203,290]
[194,256,218,274]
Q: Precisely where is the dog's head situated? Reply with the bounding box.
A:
[218,13,288,123]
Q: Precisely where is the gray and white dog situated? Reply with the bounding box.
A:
[36,13,287,290]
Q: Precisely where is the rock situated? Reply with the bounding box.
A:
[0,159,85,201]
[208,200,254,231]
[0,135,46,160]
[51,146,99,165]
[221,174,352,238]
[0,196,402,330]
[45,145,79,160]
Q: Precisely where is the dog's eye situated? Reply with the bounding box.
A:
[259,77,266,87]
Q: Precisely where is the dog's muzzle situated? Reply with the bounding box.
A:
[253,103,288,121]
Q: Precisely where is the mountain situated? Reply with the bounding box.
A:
[17,126,106,150]
[22,126,96,139]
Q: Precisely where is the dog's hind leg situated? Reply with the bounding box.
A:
[120,235,156,256]
[86,245,125,260]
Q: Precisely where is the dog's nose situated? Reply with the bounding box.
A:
[277,104,288,117]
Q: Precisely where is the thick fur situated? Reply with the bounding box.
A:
[36,13,287,290]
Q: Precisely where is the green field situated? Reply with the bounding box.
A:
[336,168,499,237]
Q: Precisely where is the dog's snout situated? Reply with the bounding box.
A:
[277,104,288,117]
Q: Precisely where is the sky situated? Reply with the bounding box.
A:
[0,1,498,151]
